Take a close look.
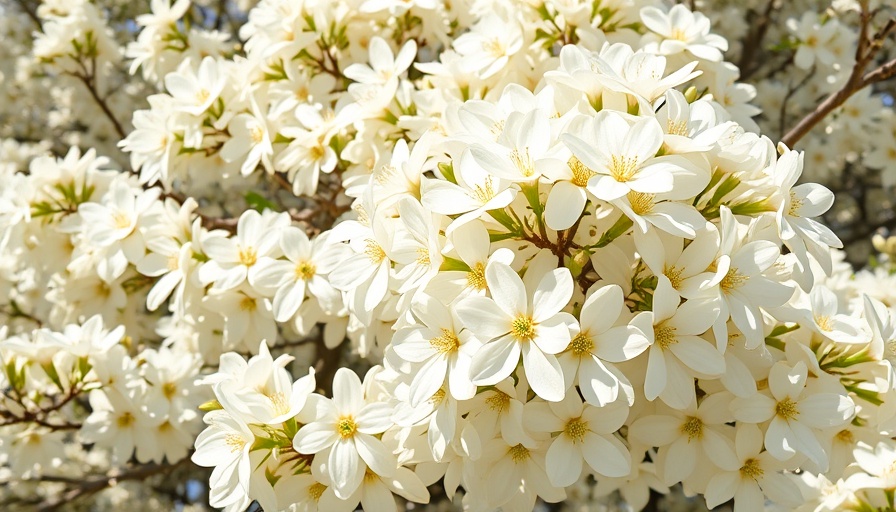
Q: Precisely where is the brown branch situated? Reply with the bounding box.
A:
[778,67,816,138]
[12,0,42,27]
[839,214,896,247]
[69,57,128,140]
[34,459,192,511]
[781,7,896,147]
[738,0,778,81]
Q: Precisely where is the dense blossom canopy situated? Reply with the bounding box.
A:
[2,0,896,511]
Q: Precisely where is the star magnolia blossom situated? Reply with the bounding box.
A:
[6,1,896,511]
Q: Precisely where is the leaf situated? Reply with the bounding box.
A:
[245,191,280,213]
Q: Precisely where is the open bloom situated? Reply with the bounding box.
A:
[293,368,395,499]
[558,284,649,406]
[731,361,855,470]
[526,393,632,487]
[455,262,574,401]
[562,111,692,202]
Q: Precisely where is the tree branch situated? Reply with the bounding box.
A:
[781,7,896,147]
[68,57,128,141]
[34,459,192,511]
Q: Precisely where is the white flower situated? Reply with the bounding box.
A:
[641,278,724,409]
[478,436,565,509]
[137,237,193,311]
[420,148,518,235]
[198,209,288,291]
[191,410,254,510]
[804,285,870,344]
[640,4,728,62]
[456,262,573,401]
[772,147,842,289]
[344,37,417,86]
[216,341,316,425]
[165,56,226,116]
[453,13,523,79]
[704,424,803,512]
[562,111,691,202]
[219,99,274,177]
[787,12,840,70]
[630,391,739,486]
[558,284,649,406]
[392,294,480,404]
[526,393,632,487]
[252,229,344,322]
[80,388,163,463]
[731,361,855,469]
[848,442,896,491]
[710,206,794,349]
[293,368,395,499]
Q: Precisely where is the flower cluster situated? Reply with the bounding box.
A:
[2,0,896,511]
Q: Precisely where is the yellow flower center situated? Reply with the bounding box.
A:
[720,267,748,291]
[510,147,535,177]
[814,315,834,332]
[166,253,179,271]
[308,482,326,501]
[471,177,496,204]
[787,191,803,217]
[775,397,799,420]
[195,88,210,104]
[667,118,689,136]
[416,247,430,265]
[509,443,530,463]
[239,296,257,312]
[238,246,257,266]
[467,262,487,290]
[680,416,704,441]
[430,328,460,354]
[486,391,510,412]
[429,388,447,406]
[569,156,597,187]
[835,429,854,444]
[250,125,264,144]
[609,155,639,182]
[627,191,655,215]
[117,412,135,428]
[268,391,290,416]
[564,417,589,443]
[482,38,506,58]
[162,382,178,400]
[665,265,684,289]
[295,261,316,280]
[654,322,677,349]
[569,332,594,357]
[225,434,246,453]
[740,458,764,480]
[364,238,386,264]
[336,416,358,439]
[112,211,132,230]
[511,315,536,341]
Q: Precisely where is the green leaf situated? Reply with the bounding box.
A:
[592,215,633,249]
[437,161,457,185]
[440,256,471,272]
[245,191,280,213]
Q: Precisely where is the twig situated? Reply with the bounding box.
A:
[35,459,191,511]
[778,67,816,138]
[12,0,41,27]
[69,57,128,140]
[781,6,896,147]
[738,0,778,81]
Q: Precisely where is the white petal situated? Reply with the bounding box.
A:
[522,344,566,401]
